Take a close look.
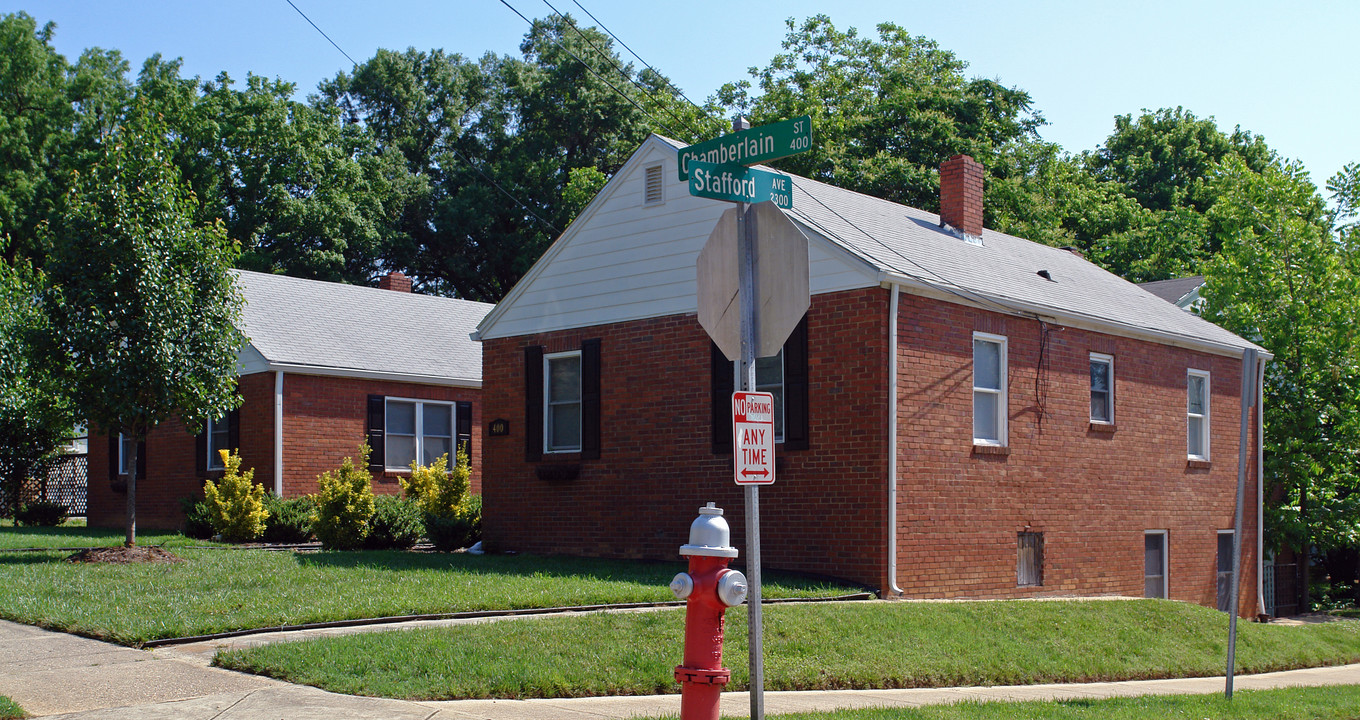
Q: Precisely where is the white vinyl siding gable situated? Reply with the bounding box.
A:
[476,137,879,340]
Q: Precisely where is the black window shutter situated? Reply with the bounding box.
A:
[783,314,810,450]
[366,395,385,471]
[195,422,208,475]
[136,439,147,478]
[227,407,241,455]
[524,346,544,462]
[108,434,120,479]
[581,338,602,460]
[455,401,473,463]
[711,343,734,454]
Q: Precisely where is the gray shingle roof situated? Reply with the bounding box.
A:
[235,270,492,385]
[656,136,1259,355]
[1139,276,1206,305]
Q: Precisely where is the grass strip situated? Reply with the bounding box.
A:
[0,695,24,720]
[215,599,1360,700]
[701,685,1360,720]
[0,527,856,644]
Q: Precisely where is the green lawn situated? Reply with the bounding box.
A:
[0,695,24,720]
[0,526,857,644]
[723,685,1360,720]
[215,599,1360,700]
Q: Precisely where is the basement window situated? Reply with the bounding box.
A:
[643,163,664,206]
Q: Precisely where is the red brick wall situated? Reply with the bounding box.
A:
[483,286,1260,612]
[482,287,891,589]
[88,372,481,530]
[894,291,1259,612]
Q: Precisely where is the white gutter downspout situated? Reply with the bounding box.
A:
[1257,356,1266,616]
[274,370,284,497]
[887,284,903,594]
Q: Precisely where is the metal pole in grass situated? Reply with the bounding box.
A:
[1226,347,1258,699]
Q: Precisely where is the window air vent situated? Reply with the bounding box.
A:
[644,163,664,206]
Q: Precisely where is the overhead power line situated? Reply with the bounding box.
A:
[567,0,706,112]
[282,0,358,68]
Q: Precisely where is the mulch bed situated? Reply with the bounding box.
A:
[65,546,183,564]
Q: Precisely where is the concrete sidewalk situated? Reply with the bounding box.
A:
[3,620,1359,720]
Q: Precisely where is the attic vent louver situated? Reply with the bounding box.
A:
[1037,270,1054,282]
[643,163,664,205]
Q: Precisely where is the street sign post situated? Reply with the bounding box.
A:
[732,392,776,485]
[688,116,813,720]
[688,161,793,208]
[678,115,812,180]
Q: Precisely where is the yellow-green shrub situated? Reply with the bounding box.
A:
[311,444,376,550]
[400,449,470,519]
[202,449,267,542]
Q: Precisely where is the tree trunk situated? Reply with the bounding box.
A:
[1300,481,1310,612]
[125,438,137,547]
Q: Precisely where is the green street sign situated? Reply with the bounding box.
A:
[688,161,793,208]
[678,115,812,180]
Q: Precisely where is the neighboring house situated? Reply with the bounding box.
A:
[87,270,493,530]
[1140,275,1206,312]
[474,135,1271,615]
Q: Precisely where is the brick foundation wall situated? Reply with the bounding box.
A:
[482,287,891,590]
[88,372,481,531]
[894,291,1259,612]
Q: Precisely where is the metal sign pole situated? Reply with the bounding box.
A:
[1226,347,1259,699]
[734,117,765,720]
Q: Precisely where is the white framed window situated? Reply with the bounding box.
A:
[730,350,787,443]
[545,351,583,453]
[206,415,230,470]
[385,398,455,470]
[117,433,136,476]
[1187,369,1210,460]
[643,162,664,206]
[1090,353,1114,424]
[1144,530,1168,599]
[973,332,1008,445]
[1018,531,1044,587]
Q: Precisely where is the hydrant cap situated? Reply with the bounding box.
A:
[679,503,739,558]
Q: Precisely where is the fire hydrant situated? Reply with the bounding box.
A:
[670,503,748,720]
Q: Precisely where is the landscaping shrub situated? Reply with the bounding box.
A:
[311,444,376,550]
[202,450,267,542]
[262,495,315,544]
[15,500,68,526]
[364,495,425,550]
[400,451,468,518]
[180,497,214,539]
[425,494,482,552]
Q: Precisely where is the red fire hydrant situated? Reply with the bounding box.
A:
[670,503,748,720]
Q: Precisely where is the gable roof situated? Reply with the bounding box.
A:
[235,270,493,387]
[477,135,1264,359]
[1139,276,1206,305]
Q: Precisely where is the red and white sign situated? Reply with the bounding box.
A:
[732,391,775,485]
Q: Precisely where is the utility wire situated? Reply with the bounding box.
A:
[495,0,679,137]
[539,0,707,140]
[281,0,559,236]
[282,0,358,68]
[568,0,706,112]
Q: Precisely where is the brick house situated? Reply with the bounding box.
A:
[87,270,492,530]
[473,135,1271,614]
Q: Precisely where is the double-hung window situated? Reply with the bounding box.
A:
[752,351,786,442]
[1187,370,1210,460]
[206,415,230,470]
[545,351,583,453]
[1090,353,1114,424]
[973,333,1007,445]
[117,433,136,475]
[385,399,455,470]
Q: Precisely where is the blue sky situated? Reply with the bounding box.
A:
[12,0,1359,189]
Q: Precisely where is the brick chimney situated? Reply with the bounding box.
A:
[939,154,984,238]
[378,271,412,293]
